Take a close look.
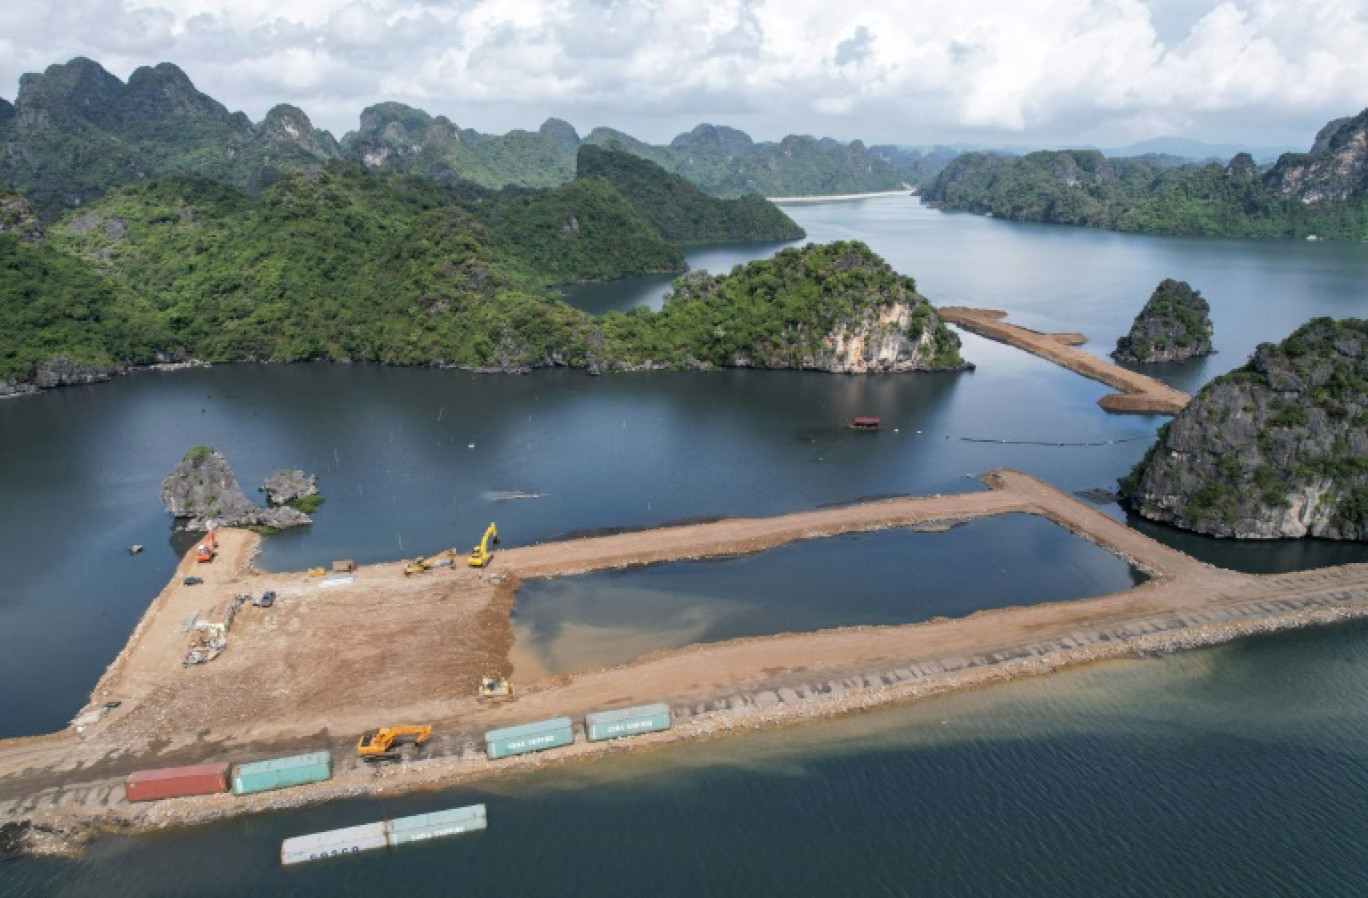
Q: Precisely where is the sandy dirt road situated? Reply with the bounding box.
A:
[939,307,1192,414]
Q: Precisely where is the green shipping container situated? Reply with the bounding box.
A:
[232,751,332,796]
[585,703,672,742]
[485,717,574,760]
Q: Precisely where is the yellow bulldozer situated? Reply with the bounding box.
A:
[467,522,499,567]
[479,676,513,701]
[357,724,433,763]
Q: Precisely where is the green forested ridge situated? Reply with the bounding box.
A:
[42,163,671,367]
[575,144,805,244]
[597,241,963,371]
[0,233,166,382]
[15,165,960,382]
[474,175,686,282]
[925,116,1368,240]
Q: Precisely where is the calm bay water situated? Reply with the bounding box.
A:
[5,197,1368,894]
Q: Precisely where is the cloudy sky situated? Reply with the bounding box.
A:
[2,0,1365,150]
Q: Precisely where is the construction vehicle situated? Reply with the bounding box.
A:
[404,549,459,576]
[357,725,433,763]
[467,522,499,567]
[194,528,218,564]
[479,676,513,701]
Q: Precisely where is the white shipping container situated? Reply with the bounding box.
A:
[281,822,388,865]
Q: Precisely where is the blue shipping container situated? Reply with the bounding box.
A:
[485,717,574,759]
[386,804,487,846]
[232,751,332,796]
[585,703,672,742]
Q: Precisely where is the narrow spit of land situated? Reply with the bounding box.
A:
[6,469,1368,856]
[939,307,1192,414]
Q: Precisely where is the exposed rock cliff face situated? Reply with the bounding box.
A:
[1267,110,1368,204]
[1113,279,1214,364]
[0,191,41,243]
[161,447,310,531]
[1121,318,1368,539]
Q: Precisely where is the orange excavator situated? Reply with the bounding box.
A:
[195,528,218,563]
[357,725,433,763]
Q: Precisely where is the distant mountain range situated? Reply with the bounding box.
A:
[922,110,1368,240]
[0,58,918,223]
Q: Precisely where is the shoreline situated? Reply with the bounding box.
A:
[768,189,914,203]
[11,594,1368,858]
[6,469,1368,856]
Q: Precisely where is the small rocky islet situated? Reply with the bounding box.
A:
[160,447,318,532]
[1112,279,1214,364]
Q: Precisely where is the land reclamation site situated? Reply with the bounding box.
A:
[5,460,1368,854]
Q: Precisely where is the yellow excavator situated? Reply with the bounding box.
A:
[404,548,459,576]
[467,522,499,567]
[357,724,433,763]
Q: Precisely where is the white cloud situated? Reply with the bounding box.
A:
[0,0,1364,148]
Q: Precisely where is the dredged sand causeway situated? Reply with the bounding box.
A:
[5,469,1368,855]
[939,307,1192,414]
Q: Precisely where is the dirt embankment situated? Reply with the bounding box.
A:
[940,307,1191,414]
[6,469,1368,855]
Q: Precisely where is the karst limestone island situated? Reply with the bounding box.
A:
[161,446,319,532]
[1112,279,1215,365]
[0,55,972,396]
[1122,318,1368,540]
[924,107,1368,240]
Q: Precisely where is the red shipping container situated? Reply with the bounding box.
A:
[124,762,231,802]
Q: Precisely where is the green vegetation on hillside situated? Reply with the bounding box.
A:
[926,141,1368,240]
[575,144,805,244]
[45,164,607,367]
[0,233,165,382]
[598,241,962,370]
[474,175,685,283]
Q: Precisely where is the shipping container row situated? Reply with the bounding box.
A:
[124,702,673,806]
[125,751,333,803]
[485,702,672,759]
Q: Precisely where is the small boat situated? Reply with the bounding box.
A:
[850,416,881,430]
[128,544,144,555]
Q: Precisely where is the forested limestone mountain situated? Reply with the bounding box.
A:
[0,58,340,221]
[1121,318,1368,540]
[344,103,579,190]
[923,110,1368,239]
[1,152,961,389]
[600,241,965,373]
[0,57,908,220]
[574,144,805,244]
